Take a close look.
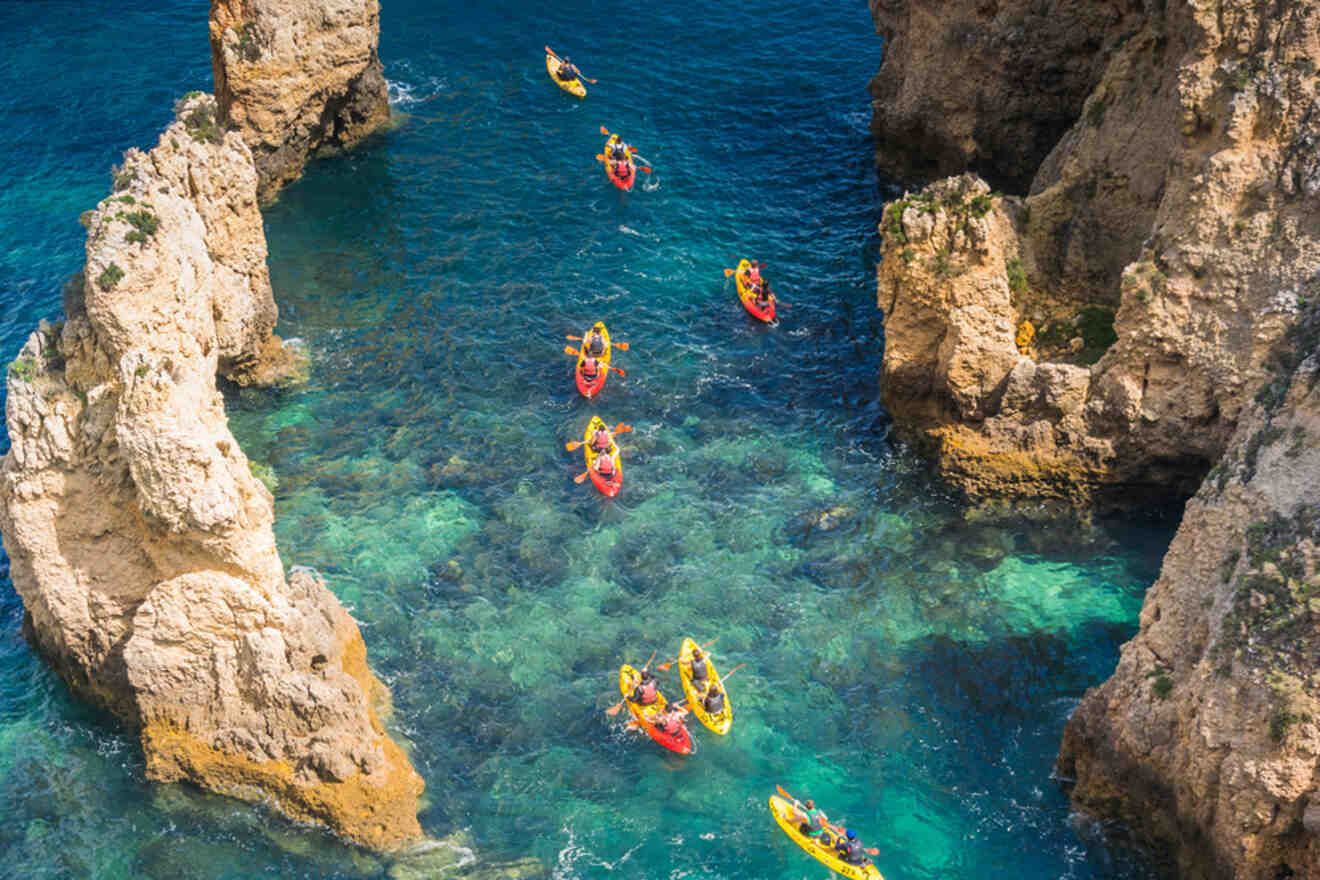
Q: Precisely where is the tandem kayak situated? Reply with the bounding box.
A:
[574,321,611,398]
[768,795,884,880]
[735,258,775,322]
[583,415,622,497]
[678,637,732,735]
[603,135,636,191]
[619,664,691,754]
[545,52,586,97]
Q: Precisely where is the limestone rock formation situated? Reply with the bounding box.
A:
[0,95,422,850]
[210,0,391,201]
[873,1,1320,506]
[1058,304,1320,879]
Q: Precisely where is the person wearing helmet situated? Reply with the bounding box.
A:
[556,57,581,82]
[629,667,658,705]
[835,828,867,865]
[580,355,600,384]
[585,327,606,357]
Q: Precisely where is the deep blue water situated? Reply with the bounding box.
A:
[0,1,1175,878]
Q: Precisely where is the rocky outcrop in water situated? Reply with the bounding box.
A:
[210,0,390,201]
[0,95,423,850]
[872,0,1320,506]
[1058,302,1320,879]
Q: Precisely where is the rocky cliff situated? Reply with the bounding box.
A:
[873,0,1320,507]
[0,95,423,850]
[210,0,391,201]
[1058,303,1320,879]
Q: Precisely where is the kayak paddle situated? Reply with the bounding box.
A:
[568,336,631,351]
[656,636,719,671]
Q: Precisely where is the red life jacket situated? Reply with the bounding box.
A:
[581,357,598,378]
[597,454,615,477]
[592,428,611,451]
[639,677,656,702]
[660,714,681,735]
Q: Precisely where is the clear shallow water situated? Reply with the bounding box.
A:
[0,1,1176,878]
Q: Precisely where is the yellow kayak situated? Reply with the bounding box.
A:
[768,795,884,880]
[546,53,586,98]
[582,415,622,497]
[678,637,732,735]
[574,321,611,397]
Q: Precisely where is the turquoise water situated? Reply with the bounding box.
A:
[0,1,1177,877]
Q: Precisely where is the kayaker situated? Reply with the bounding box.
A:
[746,262,763,289]
[607,140,632,177]
[688,647,709,688]
[595,450,617,483]
[796,799,829,839]
[590,424,613,454]
[580,355,600,384]
[754,281,774,310]
[701,681,725,715]
[556,57,581,82]
[834,829,868,866]
[586,327,607,357]
[654,706,687,737]
[629,668,658,705]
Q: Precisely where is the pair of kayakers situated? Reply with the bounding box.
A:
[741,261,775,309]
[605,137,633,182]
[589,420,617,482]
[795,799,870,866]
[578,326,608,385]
[686,645,725,715]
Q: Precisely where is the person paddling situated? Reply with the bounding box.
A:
[834,828,869,866]
[795,798,829,839]
[687,646,710,689]
[590,424,613,455]
[607,139,632,179]
[754,280,774,311]
[745,261,763,291]
[580,355,600,384]
[556,56,581,82]
[629,667,658,706]
[595,449,617,483]
[585,327,607,357]
[654,704,688,737]
[701,680,725,716]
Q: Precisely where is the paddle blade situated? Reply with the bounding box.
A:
[599,124,611,136]
[723,268,735,277]
[582,76,598,84]
[604,700,624,716]
[656,661,674,671]
[565,345,580,357]
[776,784,794,801]
[595,154,606,162]
[612,341,629,351]
[564,441,583,451]
[566,334,583,341]
[702,636,719,649]
[610,366,626,378]
[865,848,879,856]
[544,45,556,56]
[574,470,591,484]
[637,166,653,174]
[613,424,632,435]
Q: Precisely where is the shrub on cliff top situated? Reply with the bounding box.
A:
[180,102,222,145]
[119,209,159,244]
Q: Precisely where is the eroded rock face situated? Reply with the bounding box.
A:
[0,96,422,850]
[210,0,390,201]
[1058,309,1320,878]
[874,1,1320,506]
[867,0,1142,193]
